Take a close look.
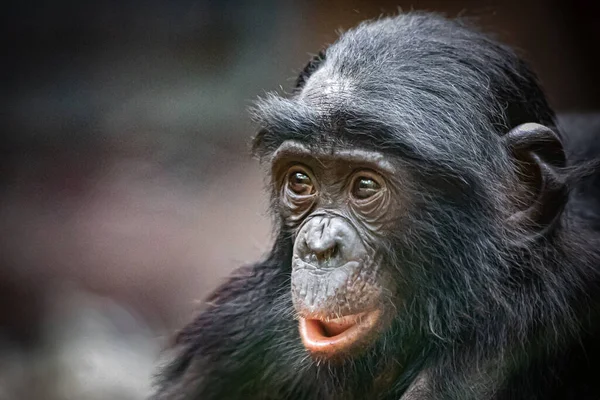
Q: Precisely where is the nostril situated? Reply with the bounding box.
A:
[315,244,339,264]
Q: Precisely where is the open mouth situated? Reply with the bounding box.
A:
[298,310,381,357]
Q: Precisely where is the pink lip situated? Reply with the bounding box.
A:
[298,310,382,357]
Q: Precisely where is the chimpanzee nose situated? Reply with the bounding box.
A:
[298,216,358,269]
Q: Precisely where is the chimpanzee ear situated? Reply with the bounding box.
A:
[503,123,567,233]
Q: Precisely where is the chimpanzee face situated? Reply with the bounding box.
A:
[271,140,405,359]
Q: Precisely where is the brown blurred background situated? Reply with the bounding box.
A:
[1,0,599,398]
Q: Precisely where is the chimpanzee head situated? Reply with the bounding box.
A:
[251,13,565,363]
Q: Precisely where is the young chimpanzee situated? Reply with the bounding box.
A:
[151,12,600,400]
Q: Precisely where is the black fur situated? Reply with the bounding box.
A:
[294,49,327,91]
[152,12,600,400]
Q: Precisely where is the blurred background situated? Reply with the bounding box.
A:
[1,0,599,398]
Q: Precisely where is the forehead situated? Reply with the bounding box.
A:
[298,68,355,106]
[271,140,395,175]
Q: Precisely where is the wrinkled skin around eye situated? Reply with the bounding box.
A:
[280,168,317,226]
[281,192,316,225]
[348,173,393,232]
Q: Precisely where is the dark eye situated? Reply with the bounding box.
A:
[352,176,381,199]
[288,170,315,196]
